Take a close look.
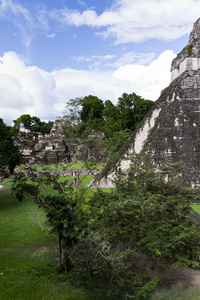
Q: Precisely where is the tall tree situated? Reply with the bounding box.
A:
[61,93,154,163]
[102,100,121,137]
[61,97,82,138]
[13,114,53,134]
[62,95,105,137]
[78,95,105,135]
[0,118,21,173]
[117,92,154,131]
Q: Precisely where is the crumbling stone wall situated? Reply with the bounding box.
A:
[14,121,103,165]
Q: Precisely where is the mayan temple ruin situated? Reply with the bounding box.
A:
[96,18,200,188]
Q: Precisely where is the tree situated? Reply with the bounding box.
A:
[0,118,21,173]
[117,92,154,131]
[100,129,131,162]
[102,100,121,137]
[62,93,154,163]
[69,154,200,299]
[31,116,53,134]
[10,158,97,269]
[13,114,53,134]
[63,95,105,137]
[40,194,72,269]
[78,95,105,135]
[61,98,82,138]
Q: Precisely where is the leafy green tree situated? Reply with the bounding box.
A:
[78,95,105,135]
[31,116,53,134]
[41,195,72,269]
[11,172,73,268]
[62,95,105,137]
[12,114,32,134]
[62,93,153,162]
[10,160,95,269]
[61,98,82,138]
[70,154,200,299]
[102,100,121,137]
[117,92,154,131]
[13,114,53,134]
[62,93,153,139]
[80,95,104,123]
[0,118,21,173]
[100,129,131,162]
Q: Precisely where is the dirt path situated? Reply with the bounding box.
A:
[160,267,200,287]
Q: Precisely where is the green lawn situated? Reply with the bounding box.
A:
[191,204,200,214]
[2,177,200,300]
[150,282,200,300]
[0,179,93,300]
[19,162,106,171]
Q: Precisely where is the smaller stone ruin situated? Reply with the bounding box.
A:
[14,120,103,166]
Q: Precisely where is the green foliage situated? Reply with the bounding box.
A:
[117,92,154,132]
[100,129,131,162]
[13,114,53,134]
[69,154,200,299]
[62,95,105,137]
[11,154,200,299]
[102,100,121,137]
[10,166,92,270]
[63,93,153,139]
[191,204,200,214]
[78,95,105,136]
[62,92,154,160]
[61,97,82,138]
[31,116,53,134]
[188,43,194,56]
[0,118,21,173]
[0,180,93,300]
[80,95,105,123]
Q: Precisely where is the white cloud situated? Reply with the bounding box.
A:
[0,0,198,58]
[47,33,56,38]
[113,50,176,98]
[106,52,156,68]
[49,0,200,43]
[0,52,57,124]
[0,50,175,125]
[0,0,35,53]
[77,0,87,8]
[72,53,156,70]
[72,54,116,63]
[0,0,32,23]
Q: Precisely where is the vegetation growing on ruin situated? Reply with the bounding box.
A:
[188,43,194,56]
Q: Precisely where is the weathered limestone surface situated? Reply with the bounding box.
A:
[96,18,200,188]
[14,121,103,165]
[171,18,200,81]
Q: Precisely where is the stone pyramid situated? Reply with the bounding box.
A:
[97,18,200,188]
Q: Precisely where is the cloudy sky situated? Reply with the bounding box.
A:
[0,0,200,125]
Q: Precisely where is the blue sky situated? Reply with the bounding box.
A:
[0,0,200,125]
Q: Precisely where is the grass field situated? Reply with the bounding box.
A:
[191,204,200,214]
[0,179,93,300]
[2,177,200,299]
[19,162,106,171]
